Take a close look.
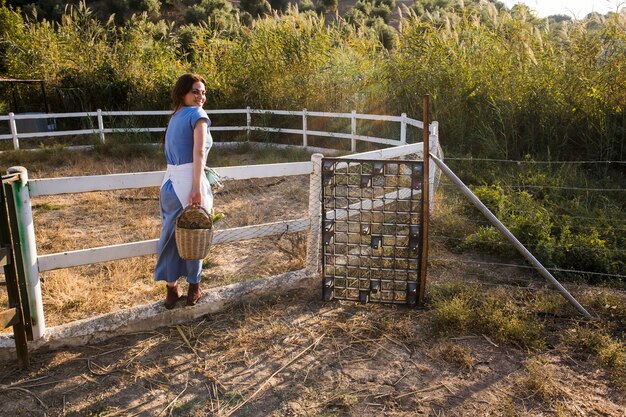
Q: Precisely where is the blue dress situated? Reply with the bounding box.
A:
[154,106,213,284]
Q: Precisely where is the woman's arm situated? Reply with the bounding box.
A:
[188,119,208,206]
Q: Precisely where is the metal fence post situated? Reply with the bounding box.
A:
[7,166,45,339]
[351,110,357,153]
[0,173,30,367]
[246,106,251,142]
[302,108,308,147]
[97,109,105,144]
[400,112,407,144]
[8,113,19,150]
[306,154,323,279]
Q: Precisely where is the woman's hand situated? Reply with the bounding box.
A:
[189,187,202,206]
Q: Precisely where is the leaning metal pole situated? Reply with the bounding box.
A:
[430,153,593,319]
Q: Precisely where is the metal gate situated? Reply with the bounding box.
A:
[321,157,429,307]
[0,172,30,368]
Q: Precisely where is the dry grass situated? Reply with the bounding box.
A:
[516,356,560,402]
[0,145,313,329]
[1,291,625,416]
[436,342,474,370]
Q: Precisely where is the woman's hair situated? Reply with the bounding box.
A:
[171,73,206,111]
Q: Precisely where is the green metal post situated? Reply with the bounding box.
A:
[7,166,45,339]
[0,174,30,367]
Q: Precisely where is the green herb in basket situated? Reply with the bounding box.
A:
[177,206,224,229]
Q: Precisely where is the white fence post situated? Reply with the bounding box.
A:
[302,108,308,147]
[306,153,323,279]
[400,112,407,144]
[246,106,251,141]
[428,121,441,209]
[97,109,105,144]
[7,166,45,339]
[8,113,19,150]
[351,110,357,152]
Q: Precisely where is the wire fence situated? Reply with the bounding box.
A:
[430,235,626,254]
[444,158,626,164]
[438,183,625,192]
[430,156,625,288]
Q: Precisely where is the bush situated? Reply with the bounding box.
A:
[184,0,235,26]
[457,169,623,286]
[268,0,289,12]
[429,283,545,349]
[465,185,554,256]
[298,0,315,13]
[564,325,626,389]
[239,0,269,17]
[185,4,206,24]
[555,228,615,281]
[373,19,397,49]
[136,0,161,18]
[322,0,338,13]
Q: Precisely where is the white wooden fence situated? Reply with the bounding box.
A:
[4,109,442,340]
[0,108,431,151]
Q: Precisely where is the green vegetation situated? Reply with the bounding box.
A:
[32,202,66,211]
[428,280,626,390]
[429,281,546,349]
[459,162,625,284]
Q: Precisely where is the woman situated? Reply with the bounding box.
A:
[154,73,213,309]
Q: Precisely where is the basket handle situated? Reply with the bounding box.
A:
[176,204,214,227]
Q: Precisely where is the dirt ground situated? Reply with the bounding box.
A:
[1,255,625,416]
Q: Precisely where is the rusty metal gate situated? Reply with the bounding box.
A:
[0,172,31,368]
[321,157,429,307]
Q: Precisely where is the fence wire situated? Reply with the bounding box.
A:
[430,164,624,286]
[444,158,626,164]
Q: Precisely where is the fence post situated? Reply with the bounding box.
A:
[302,108,308,147]
[418,96,430,304]
[8,113,19,150]
[0,175,30,367]
[97,109,105,144]
[400,112,407,144]
[351,110,357,152]
[6,166,45,339]
[429,121,440,205]
[306,153,323,280]
[246,106,251,142]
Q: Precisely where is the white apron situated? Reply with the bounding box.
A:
[161,163,213,210]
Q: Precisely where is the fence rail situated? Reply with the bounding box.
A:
[0,108,434,150]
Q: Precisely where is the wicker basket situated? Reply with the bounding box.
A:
[175,205,214,260]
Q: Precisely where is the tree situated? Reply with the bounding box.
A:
[135,0,161,19]
[547,14,572,23]
[240,0,270,17]
[322,0,338,13]
[268,0,289,12]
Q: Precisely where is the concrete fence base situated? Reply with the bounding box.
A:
[0,269,315,362]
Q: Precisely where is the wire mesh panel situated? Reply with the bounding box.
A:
[321,158,425,306]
